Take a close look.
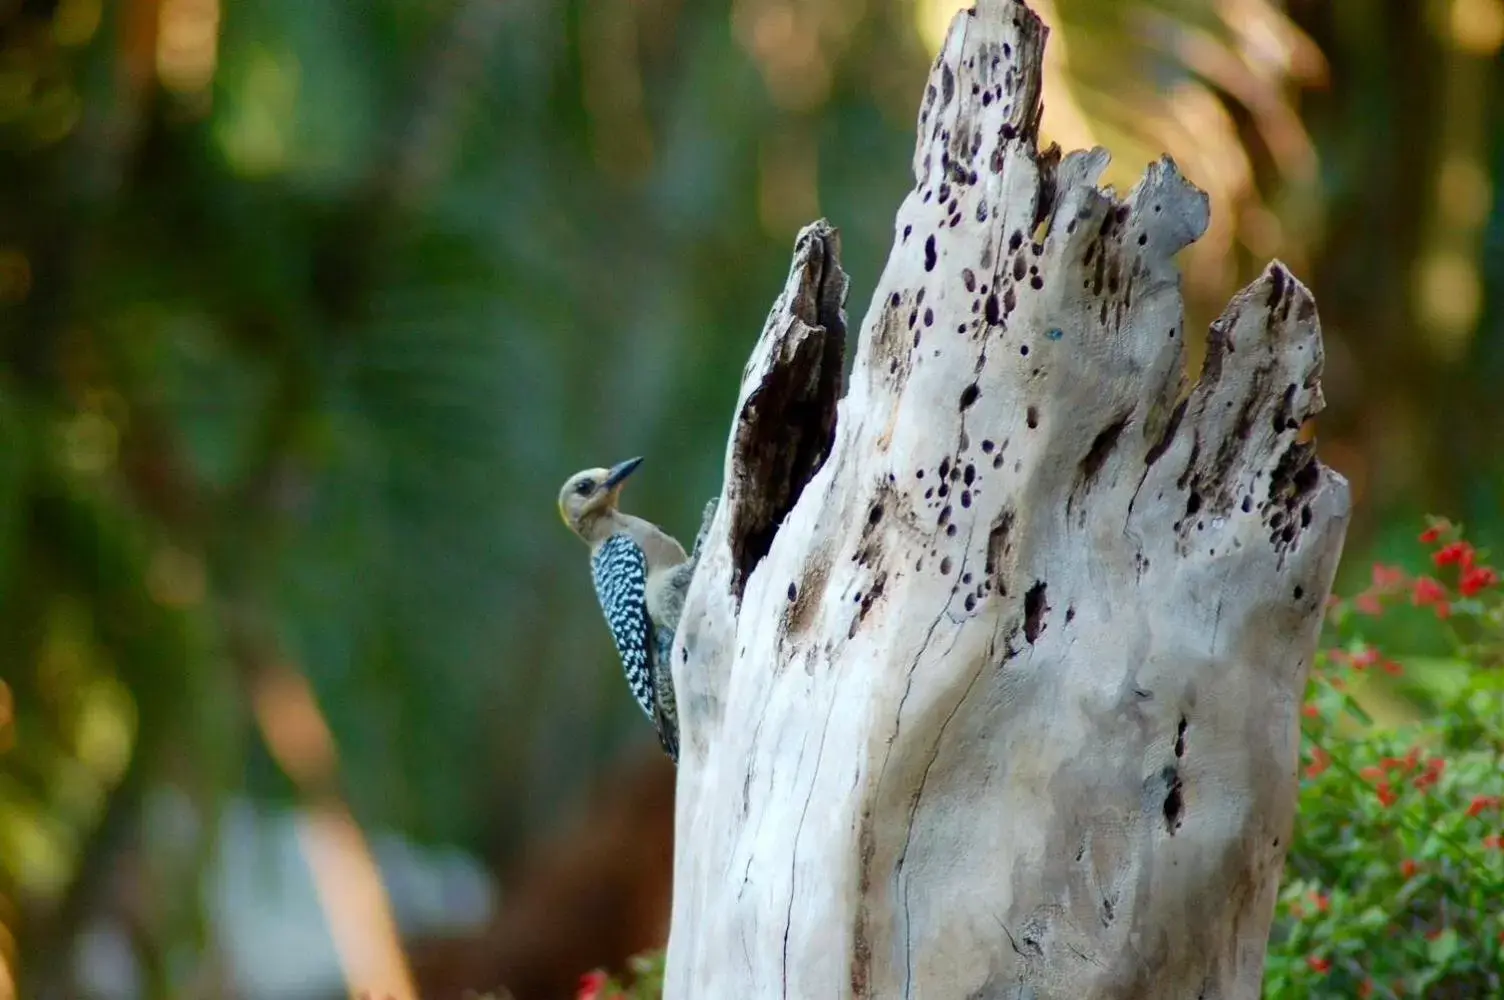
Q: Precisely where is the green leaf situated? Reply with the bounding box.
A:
[1467,668,1504,692]
[1400,656,1477,700]
[1427,927,1459,966]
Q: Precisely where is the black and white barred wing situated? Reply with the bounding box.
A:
[590,533,655,720]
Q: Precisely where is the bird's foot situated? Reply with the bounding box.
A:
[690,496,719,562]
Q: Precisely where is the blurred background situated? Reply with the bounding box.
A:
[0,0,1499,996]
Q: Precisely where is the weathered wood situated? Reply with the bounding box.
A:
[665,2,1350,997]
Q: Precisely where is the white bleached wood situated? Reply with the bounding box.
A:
[665,2,1350,997]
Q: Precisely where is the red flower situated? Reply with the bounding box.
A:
[1419,525,1443,544]
[1484,834,1503,850]
[1351,646,1380,670]
[1359,766,1384,782]
[1307,956,1331,974]
[1312,892,1330,913]
[1371,563,1406,590]
[1305,747,1331,779]
[1412,576,1448,606]
[1381,659,1403,675]
[1434,541,1474,569]
[1400,858,1418,878]
[1460,565,1499,597]
[1377,783,1398,807]
[1302,703,1319,719]
[1359,979,1375,998]
[578,971,610,1000]
[1466,795,1499,818]
[1353,592,1383,616]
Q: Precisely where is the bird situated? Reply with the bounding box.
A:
[558,456,716,762]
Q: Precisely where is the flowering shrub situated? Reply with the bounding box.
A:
[1265,518,1503,997]
[574,520,1504,1000]
[576,951,665,1000]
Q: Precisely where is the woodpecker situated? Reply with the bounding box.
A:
[558,456,715,762]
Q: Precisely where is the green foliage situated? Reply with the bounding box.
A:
[574,951,666,1000]
[1266,520,1504,997]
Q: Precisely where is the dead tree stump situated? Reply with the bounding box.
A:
[666,2,1350,997]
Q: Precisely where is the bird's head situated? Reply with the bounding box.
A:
[558,456,643,538]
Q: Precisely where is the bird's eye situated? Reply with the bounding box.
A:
[575,479,595,496]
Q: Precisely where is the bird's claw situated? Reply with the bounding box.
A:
[691,496,720,561]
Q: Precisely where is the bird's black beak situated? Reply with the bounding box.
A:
[603,456,644,490]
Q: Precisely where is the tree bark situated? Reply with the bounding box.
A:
[665,2,1350,997]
